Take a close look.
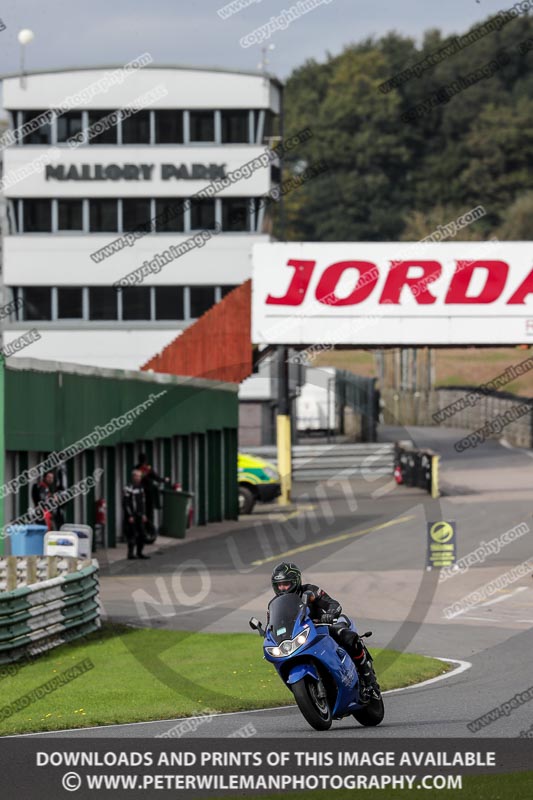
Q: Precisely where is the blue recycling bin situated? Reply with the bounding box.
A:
[7,525,48,556]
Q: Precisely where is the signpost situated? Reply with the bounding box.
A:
[427,521,457,569]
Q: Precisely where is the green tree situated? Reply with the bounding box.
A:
[401,205,488,241]
[497,191,533,239]
[278,11,533,242]
[279,48,412,241]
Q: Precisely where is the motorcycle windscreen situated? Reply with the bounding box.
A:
[267,593,305,644]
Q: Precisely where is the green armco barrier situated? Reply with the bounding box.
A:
[0,576,99,617]
[0,599,99,643]
[0,561,100,663]
[0,566,98,617]
[0,618,101,666]
[0,607,100,653]
[0,584,99,629]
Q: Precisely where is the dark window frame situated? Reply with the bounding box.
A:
[189,285,216,319]
[221,110,250,144]
[57,199,84,232]
[87,110,119,145]
[120,286,152,321]
[89,199,119,233]
[22,287,52,320]
[89,286,119,321]
[121,109,151,145]
[122,198,153,233]
[222,197,251,232]
[22,199,52,233]
[155,110,184,144]
[155,286,185,320]
[190,198,216,231]
[56,112,83,143]
[57,287,84,319]
[155,199,185,232]
[189,111,215,143]
[20,110,52,145]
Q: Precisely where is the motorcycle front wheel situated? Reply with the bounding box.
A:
[292,676,332,731]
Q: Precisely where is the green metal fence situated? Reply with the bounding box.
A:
[0,558,100,665]
[335,371,379,442]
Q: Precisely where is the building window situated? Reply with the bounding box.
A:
[190,199,215,230]
[190,286,215,318]
[8,200,19,234]
[263,110,277,141]
[220,285,238,298]
[122,199,152,233]
[121,287,151,320]
[23,287,52,320]
[221,110,249,143]
[222,198,250,232]
[155,111,183,144]
[89,287,118,320]
[57,287,83,319]
[189,111,215,142]
[89,199,118,232]
[155,286,184,319]
[7,289,23,321]
[121,109,150,144]
[88,110,119,145]
[22,199,52,232]
[20,110,51,145]
[57,200,83,231]
[155,199,184,232]
[56,112,83,143]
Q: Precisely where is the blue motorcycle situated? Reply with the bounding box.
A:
[249,592,384,731]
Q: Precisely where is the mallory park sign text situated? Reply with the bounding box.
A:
[44,163,227,181]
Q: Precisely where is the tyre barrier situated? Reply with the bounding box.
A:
[394,441,440,498]
[0,559,100,665]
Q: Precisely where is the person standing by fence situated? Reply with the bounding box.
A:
[134,452,170,528]
[31,471,55,528]
[122,469,150,560]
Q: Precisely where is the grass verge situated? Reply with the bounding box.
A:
[0,623,451,736]
[214,771,533,800]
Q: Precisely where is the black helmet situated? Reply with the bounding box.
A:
[271,562,302,595]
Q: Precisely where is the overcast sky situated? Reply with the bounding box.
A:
[0,0,507,90]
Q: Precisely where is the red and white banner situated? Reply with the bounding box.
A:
[251,242,533,345]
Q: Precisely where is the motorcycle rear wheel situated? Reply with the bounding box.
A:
[353,695,385,726]
[292,676,332,731]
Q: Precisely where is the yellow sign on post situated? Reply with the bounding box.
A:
[427,520,457,568]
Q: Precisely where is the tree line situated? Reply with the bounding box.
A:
[276,11,533,242]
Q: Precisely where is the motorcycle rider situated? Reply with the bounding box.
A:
[269,561,379,702]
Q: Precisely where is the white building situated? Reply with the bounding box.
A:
[1,65,281,369]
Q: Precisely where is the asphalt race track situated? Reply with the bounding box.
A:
[19,426,533,740]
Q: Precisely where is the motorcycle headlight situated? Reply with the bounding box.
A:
[265,626,309,657]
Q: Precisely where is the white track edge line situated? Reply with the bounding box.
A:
[8,657,471,738]
[383,657,471,694]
